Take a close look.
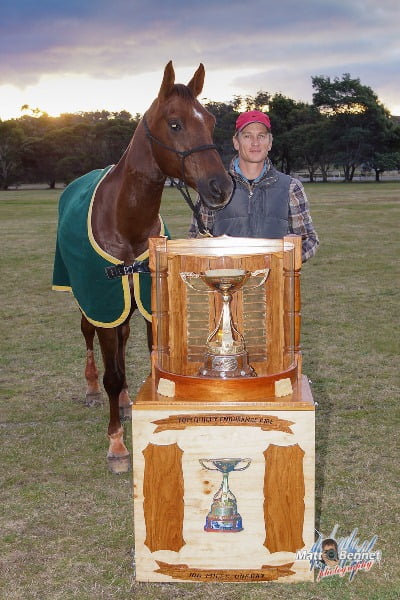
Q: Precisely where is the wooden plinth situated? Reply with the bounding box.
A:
[132,375,315,583]
[153,363,300,403]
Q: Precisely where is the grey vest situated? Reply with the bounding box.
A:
[213,167,291,238]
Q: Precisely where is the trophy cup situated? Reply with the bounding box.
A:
[199,458,251,532]
[180,268,269,378]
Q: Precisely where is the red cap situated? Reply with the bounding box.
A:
[235,110,271,132]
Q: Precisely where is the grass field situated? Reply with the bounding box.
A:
[0,182,399,599]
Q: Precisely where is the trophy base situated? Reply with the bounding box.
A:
[198,352,256,379]
[204,513,243,532]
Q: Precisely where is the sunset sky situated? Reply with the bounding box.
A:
[1,0,399,120]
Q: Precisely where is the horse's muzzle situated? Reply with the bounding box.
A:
[198,173,234,210]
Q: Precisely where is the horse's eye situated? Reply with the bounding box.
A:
[169,122,182,132]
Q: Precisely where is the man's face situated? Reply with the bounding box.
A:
[233,122,272,165]
[321,542,339,567]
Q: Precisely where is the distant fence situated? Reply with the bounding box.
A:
[294,170,400,182]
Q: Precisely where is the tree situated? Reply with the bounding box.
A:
[92,118,137,166]
[365,151,400,181]
[286,121,334,182]
[205,101,237,166]
[268,94,318,174]
[312,73,399,181]
[0,121,25,189]
[16,111,139,186]
[3,78,398,186]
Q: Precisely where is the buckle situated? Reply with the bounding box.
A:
[105,260,150,279]
[105,264,126,279]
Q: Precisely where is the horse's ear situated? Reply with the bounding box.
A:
[187,63,205,97]
[158,61,175,101]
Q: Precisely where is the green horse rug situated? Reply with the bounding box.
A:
[52,166,169,327]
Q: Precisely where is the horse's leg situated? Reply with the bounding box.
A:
[97,326,130,474]
[81,315,102,406]
[117,321,132,420]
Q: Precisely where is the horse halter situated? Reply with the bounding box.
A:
[143,115,218,235]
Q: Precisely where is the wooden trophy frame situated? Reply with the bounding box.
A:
[132,235,315,583]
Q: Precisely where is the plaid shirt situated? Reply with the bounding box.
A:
[188,159,319,263]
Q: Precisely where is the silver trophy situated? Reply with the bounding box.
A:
[181,268,269,378]
[199,458,251,532]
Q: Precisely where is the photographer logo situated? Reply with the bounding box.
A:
[296,524,382,581]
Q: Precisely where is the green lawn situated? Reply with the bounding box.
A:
[0,182,399,599]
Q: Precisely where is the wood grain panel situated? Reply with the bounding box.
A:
[167,256,188,374]
[263,443,305,553]
[155,560,295,582]
[266,253,284,374]
[143,442,185,552]
[283,235,302,375]
[149,237,169,374]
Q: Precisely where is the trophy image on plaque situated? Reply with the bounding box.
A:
[199,458,251,532]
[180,268,269,378]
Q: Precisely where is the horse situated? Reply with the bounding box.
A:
[53,61,233,473]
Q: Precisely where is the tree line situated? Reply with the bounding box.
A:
[1,74,399,190]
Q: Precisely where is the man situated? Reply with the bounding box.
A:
[321,538,339,568]
[189,110,319,262]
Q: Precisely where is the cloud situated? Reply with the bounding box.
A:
[0,0,399,112]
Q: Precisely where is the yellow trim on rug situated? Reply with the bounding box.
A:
[132,215,166,322]
[53,282,131,328]
[78,293,131,328]
[133,273,151,321]
[52,284,72,292]
[87,167,120,264]
[82,166,131,327]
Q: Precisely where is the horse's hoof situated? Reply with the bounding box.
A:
[107,454,130,474]
[119,403,133,421]
[85,391,103,407]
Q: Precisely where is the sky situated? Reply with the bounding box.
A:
[1,0,399,120]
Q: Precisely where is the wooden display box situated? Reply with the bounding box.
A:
[132,236,315,583]
[132,376,315,583]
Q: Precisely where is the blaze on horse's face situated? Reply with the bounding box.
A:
[148,61,233,210]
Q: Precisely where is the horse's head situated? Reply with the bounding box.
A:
[145,61,233,210]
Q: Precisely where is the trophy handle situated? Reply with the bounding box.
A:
[232,458,252,471]
[180,272,209,292]
[199,458,219,470]
[244,268,270,290]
